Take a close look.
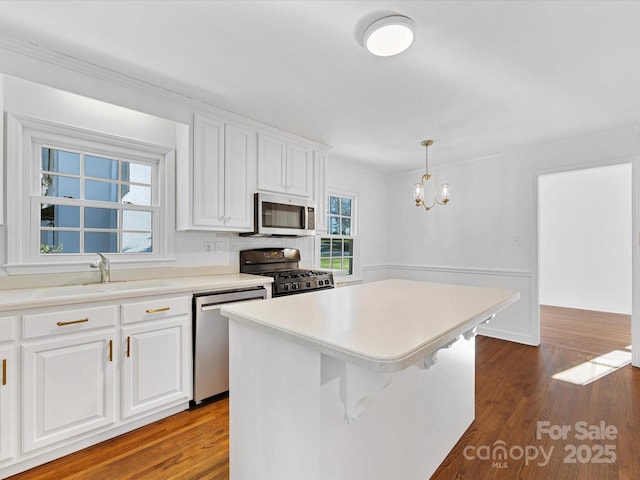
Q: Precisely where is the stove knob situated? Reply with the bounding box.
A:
[306,282,311,288]
[292,283,298,290]
[283,284,290,291]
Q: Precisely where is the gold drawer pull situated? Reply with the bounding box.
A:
[2,359,6,386]
[126,336,131,358]
[56,318,89,327]
[146,307,170,314]
[109,340,113,362]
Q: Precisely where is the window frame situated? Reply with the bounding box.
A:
[319,190,359,281]
[6,113,176,274]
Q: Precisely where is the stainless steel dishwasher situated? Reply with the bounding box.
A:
[193,286,267,404]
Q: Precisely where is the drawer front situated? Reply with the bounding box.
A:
[121,296,190,324]
[23,305,117,339]
[0,316,17,342]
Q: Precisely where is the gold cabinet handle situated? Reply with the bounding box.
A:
[56,318,89,327]
[2,359,6,386]
[126,336,131,358]
[109,340,113,362]
[145,307,170,314]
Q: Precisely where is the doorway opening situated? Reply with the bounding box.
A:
[538,164,632,377]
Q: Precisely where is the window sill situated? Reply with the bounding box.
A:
[333,274,363,287]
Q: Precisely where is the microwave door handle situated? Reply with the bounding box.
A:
[302,207,307,230]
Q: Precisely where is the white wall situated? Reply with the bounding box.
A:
[539,164,632,314]
[386,126,640,345]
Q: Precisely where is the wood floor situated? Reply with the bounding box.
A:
[8,306,637,480]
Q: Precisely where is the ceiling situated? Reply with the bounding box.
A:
[1,0,639,173]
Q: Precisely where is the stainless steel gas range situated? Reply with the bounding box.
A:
[240,248,334,297]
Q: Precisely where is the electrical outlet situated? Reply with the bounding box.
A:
[512,236,521,247]
[204,241,214,254]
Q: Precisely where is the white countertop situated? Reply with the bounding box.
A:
[0,273,272,312]
[221,279,519,372]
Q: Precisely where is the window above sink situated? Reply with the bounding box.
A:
[5,113,178,275]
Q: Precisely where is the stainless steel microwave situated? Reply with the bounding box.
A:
[242,193,316,237]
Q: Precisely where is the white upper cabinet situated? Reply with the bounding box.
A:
[257,133,313,198]
[224,123,255,228]
[178,113,256,231]
[313,149,328,233]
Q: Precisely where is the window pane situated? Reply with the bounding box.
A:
[344,239,353,256]
[85,179,119,203]
[40,230,79,254]
[122,184,151,206]
[331,258,342,270]
[320,258,331,269]
[341,198,352,216]
[41,148,80,175]
[40,205,80,228]
[331,239,343,256]
[341,218,351,236]
[320,238,330,257]
[344,257,353,274]
[85,155,118,180]
[85,207,118,229]
[124,162,152,184]
[85,232,118,253]
[329,216,340,235]
[122,232,152,253]
[43,175,80,199]
[123,210,152,231]
[329,196,340,215]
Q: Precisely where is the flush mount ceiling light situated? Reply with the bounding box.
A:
[363,15,416,56]
[414,140,450,211]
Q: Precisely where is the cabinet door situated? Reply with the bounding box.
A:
[313,149,328,232]
[286,142,313,198]
[121,316,190,419]
[257,133,287,194]
[224,123,256,230]
[193,114,225,227]
[22,331,116,453]
[0,345,15,462]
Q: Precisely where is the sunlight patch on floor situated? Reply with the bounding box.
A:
[552,349,632,386]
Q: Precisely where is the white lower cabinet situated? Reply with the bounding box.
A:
[22,330,116,453]
[121,316,190,419]
[0,344,16,463]
[0,294,193,478]
[121,295,191,419]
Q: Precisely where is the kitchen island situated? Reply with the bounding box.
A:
[221,279,519,479]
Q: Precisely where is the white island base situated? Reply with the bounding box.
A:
[229,320,475,479]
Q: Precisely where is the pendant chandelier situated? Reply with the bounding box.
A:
[413,140,450,211]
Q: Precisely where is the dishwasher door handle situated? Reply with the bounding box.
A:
[200,296,264,312]
[201,304,221,312]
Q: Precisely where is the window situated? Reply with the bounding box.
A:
[6,114,176,273]
[39,147,155,255]
[320,194,355,275]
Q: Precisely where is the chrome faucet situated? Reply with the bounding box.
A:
[90,253,111,283]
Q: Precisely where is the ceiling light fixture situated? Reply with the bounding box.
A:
[363,15,416,57]
[414,140,450,211]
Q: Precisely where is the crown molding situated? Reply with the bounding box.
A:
[0,32,331,149]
